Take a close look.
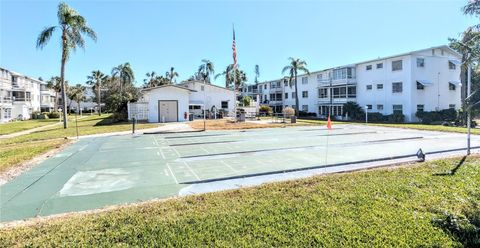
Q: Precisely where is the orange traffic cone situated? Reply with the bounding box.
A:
[327,115,332,130]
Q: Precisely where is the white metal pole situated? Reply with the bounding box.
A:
[365,105,368,124]
[467,63,471,155]
[203,80,206,131]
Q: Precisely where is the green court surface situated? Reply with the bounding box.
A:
[1,125,478,222]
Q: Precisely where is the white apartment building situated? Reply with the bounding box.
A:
[242,45,462,122]
[0,67,56,123]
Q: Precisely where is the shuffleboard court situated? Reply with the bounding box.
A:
[1,125,479,222]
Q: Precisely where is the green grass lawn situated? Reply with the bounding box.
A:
[0,115,158,173]
[0,119,60,135]
[1,156,478,247]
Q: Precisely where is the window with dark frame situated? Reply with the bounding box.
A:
[392,82,403,93]
[366,65,372,70]
[376,63,383,69]
[392,60,403,71]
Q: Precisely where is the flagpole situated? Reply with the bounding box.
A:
[232,24,237,121]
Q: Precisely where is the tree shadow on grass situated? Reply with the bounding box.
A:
[432,202,480,247]
[433,156,467,176]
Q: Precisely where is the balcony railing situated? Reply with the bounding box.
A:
[13,97,31,102]
[0,97,13,104]
[317,97,356,104]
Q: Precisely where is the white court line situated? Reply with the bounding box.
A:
[158,148,166,159]
[164,168,169,176]
[166,163,179,184]
[184,161,201,180]
[220,160,238,172]
[200,147,209,154]
[172,147,181,157]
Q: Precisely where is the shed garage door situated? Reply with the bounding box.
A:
[158,100,178,122]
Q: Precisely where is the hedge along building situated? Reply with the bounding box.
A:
[241,45,462,122]
[128,81,236,123]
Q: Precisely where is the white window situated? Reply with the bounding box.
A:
[318,88,328,98]
[302,105,308,112]
[302,77,308,84]
[449,83,456,91]
[4,108,11,119]
[392,60,403,71]
[376,63,383,69]
[393,104,403,114]
[449,61,456,70]
[417,58,425,67]
[377,84,383,90]
[377,104,384,111]
[316,74,323,82]
[221,101,228,109]
[417,104,424,112]
[366,65,372,70]
[366,85,372,90]
[417,82,425,90]
[449,104,455,109]
[285,93,288,99]
[302,91,308,98]
[392,82,403,93]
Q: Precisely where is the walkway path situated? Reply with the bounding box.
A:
[0,116,90,139]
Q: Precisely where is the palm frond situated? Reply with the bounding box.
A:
[36,26,57,49]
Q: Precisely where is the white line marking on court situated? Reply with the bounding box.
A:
[166,163,178,184]
[184,161,200,180]
[220,160,238,172]
[172,147,181,157]
[164,168,169,176]
[156,151,160,156]
[200,147,209,154]
[159,148,166,159]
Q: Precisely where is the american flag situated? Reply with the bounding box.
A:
[232,26,237,68]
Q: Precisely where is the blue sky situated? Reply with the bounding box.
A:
[0,0,477,87]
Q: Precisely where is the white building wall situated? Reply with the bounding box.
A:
[142,87,190,123]
[356,55,414,121]
[183,81,236,114]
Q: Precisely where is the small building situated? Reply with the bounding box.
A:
[129,81,236,123]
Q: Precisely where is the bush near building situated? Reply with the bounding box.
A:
[416,109,457,124]
[259,105,272,116]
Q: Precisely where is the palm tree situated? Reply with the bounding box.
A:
[86,70,107,116]
[46,76,62,111]
[68,84,86,115]
[111,63,135,92]
[464,1,480,29]
[198,59,215,83]
[282,57,309,117]
[215,64,235,88]
[37,2,97,128]
[143,71,158,88]
[232,68,247,90]
[166,67,179,83]
[254,64,260,84]
[449,28,480,101]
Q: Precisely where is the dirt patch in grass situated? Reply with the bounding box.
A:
[188,119,316,130]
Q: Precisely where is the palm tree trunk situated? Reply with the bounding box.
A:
[60,31,68,128]
[54,91,58,112]
[294,71,299,117]
[97,85,101,116]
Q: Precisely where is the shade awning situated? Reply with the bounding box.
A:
[416,80,433,86]
[449,59,461,65]
[449,81,461,86]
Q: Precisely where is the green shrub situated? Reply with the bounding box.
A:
[31,111,41,119]
[386,113,404,123]
[367,112,386,122]
[259,105,272,116]
[343,102,365,120]
[48,112,61,119]
[416,109,457,124]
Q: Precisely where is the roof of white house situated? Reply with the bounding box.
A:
[178,80,236,92]
[141,84,196,93]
